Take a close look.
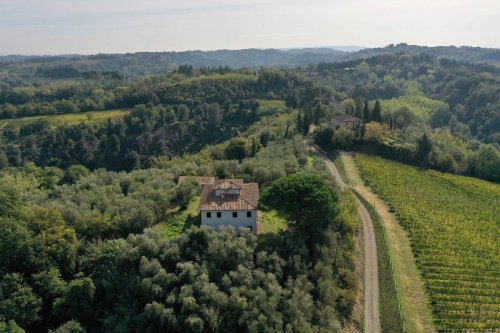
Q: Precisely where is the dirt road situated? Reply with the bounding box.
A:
[340,153,436,333]
[312,146,381,333]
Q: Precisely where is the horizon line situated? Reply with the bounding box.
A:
[1,43,500,57]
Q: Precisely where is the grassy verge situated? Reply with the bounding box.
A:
[332,152,349,185]
[355,191,405,333]
[158,197,201,238]
[261,209,287,234]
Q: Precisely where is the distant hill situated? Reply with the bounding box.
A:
[347,43,500,63]
[1,44,499,79]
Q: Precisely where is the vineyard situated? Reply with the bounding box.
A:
[355,154,500,332]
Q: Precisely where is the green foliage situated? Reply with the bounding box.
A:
[0,320,25,333]
[0,273,42,327]
[314,126,354,151]
[53,278,95,324]
[224,138,248,162]
[0,68,320,171]
[380,94,449,125]
[59,165,90,185]
[474,144,500,182]
[311,53,498,144]
[416,133,433,166]
[372,100,382,122]
[260,173,339,234]
[50,320,86,333]
[0,190,21,218]
[261,210,287,234]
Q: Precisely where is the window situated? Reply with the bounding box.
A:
[247,211,252,218]
[206,212,212,218]
[232,212,238,218]
[246,226,253,231]
[216,212,221,218]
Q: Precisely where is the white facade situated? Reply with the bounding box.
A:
[201,209,258,234]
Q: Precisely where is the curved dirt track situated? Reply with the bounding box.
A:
[311,147,381,333]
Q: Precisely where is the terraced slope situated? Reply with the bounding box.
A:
[355,154,500,332]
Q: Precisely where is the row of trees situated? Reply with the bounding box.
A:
[0,68,321,120]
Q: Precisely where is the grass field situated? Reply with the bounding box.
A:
[0,109,130,128]
[178,73,256,85]
[355,154,500,332]
[258,99,286,109]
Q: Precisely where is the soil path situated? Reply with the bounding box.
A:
[340,152,436,333]
[311,146,381,333]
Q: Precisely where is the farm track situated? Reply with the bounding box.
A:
[311,146,381,333]
[340,153,436,333]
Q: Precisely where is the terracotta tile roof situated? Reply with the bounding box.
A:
[333,115,363,122]
[215,179,243,190]
[199,181,259,211]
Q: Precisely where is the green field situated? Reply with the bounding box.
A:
[355,154,500,332]
[0,109,130,128]
[258,99,286,109]
[178,73,256,85]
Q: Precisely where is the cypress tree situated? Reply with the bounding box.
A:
[302,109,311,135]
[372,100,382,122]
[416,133,433,166]
[296,111,303,132]
[355,103,363,118]
[363,100,370,121]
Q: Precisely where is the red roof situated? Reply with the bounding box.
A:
[199,181,259,211]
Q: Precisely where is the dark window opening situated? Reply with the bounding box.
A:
[246,226,253,231]
[247,211,252,218]
[216,212,221,218]
[233,212,238,218]
[206,212,212,218]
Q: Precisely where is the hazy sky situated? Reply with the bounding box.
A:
[1,0,499,55]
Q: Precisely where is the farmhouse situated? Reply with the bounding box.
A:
[198,178,261,234]
[332,114,363,131]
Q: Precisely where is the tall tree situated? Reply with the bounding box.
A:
[354,102,363,118]
[416,133,433,166]
[296,111,303,132]
[302,109,311,135]
[372,100,382,122]
[363,100,370,121]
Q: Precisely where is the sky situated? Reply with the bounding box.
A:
[1,0,499,55]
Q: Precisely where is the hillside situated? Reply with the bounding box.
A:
[1,44,499,82]
[355,154,500,332]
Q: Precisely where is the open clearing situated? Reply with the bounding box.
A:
[0,109,130,128]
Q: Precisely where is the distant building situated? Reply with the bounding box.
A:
[332,115,363,131]
[198,179,261,234]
